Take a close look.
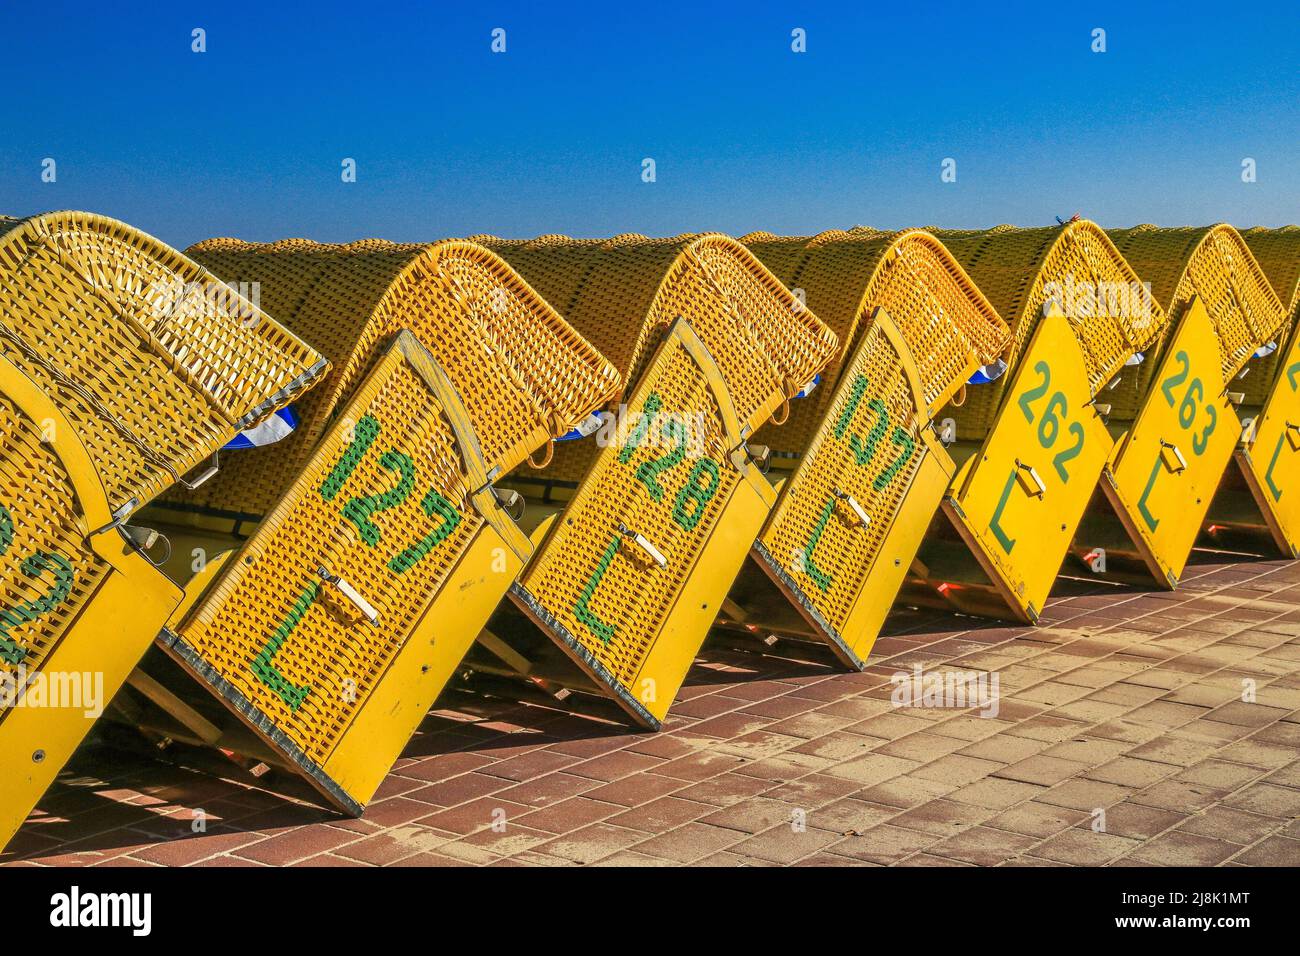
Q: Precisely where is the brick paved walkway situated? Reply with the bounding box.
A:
[6,553,1300,867]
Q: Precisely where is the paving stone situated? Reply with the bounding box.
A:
[1092,802,1187,840]
[984,801,1089,839]
[1123,830,1243,866]
[996,755,1089,787]
[1032,828,1141,865]
[1177,806,1286,845]
[17,557,1300,868]
[631,823,743,863]
[828,825,942,865]
[1229,835,1300,866]
[726,824,843,865]
[889,798,994,837]
[1221,782,1300,817]
[928,826,1039,865]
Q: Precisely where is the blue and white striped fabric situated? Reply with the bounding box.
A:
[556,412,606,442]
[224,406,299,450]
[967,359,1007,385]
[795,375,820,399]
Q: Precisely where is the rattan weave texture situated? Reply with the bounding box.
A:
[1106,225,1285,418]
[516,332,740,686]
[174,344,484,765]
[0,211,326,513]
[742,227,1009,453]
[0,398,109,683]
[183,238,622,515]
[932,222,1168,437]
[474,233,840,482]
[1239,226,1300,405]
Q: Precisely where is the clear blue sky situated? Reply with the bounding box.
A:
[1,1,1295,248]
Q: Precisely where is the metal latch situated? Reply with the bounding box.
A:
[1014,460,1046,498]
[831,487,870,527]
[616,522,667,569]
[1159,440,1188,474]
[318,567,380,626]
[491,486,525,522]
[730,441,770,474]
[119,522,172,566]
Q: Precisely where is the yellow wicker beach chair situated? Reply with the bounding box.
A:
[125,238,620,816]
[470,233,837,728]
[1069,225,1286,586]
[1202,226,1300,557]
[0,211,326,849]
[720,228,1009,667]
[899,221,1168,623]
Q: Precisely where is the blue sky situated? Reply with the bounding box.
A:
[1,1,1295,248]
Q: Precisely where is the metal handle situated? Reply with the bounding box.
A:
[1014,460,1046,498]
[179,452,220,490]
[492,487,526,522]
[616,522,667,569]
[318,567,380,626]
[1159,440,1187,474]
[832,487,870,527]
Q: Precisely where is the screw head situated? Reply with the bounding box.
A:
[32,749,45,763]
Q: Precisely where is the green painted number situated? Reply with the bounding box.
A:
[801,497,836,592]
[574,536,620,643]
[320,415,380,501]
[0,552,74,665]
[389,488,462,574]
[1018,362,1051,423]
[1137,456,1163,532]
[1052,423,1085,481]
[833,375,869,440]
[1161,351,1190,407]
[849,399,890,467]
[1265,432,1286,502]
[634,418,687,501]
[1179,378,1203,430]
[342,450,417,546]
[0,506,75,664]
[1016,363,1082,483]
[672,458,721,531]
[251,580,318,711]
[618,393,663,465]
[873,427,915,491]
[1038,391,1067,448]
[1191,403,1217,456]
[989,470,1018,554]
